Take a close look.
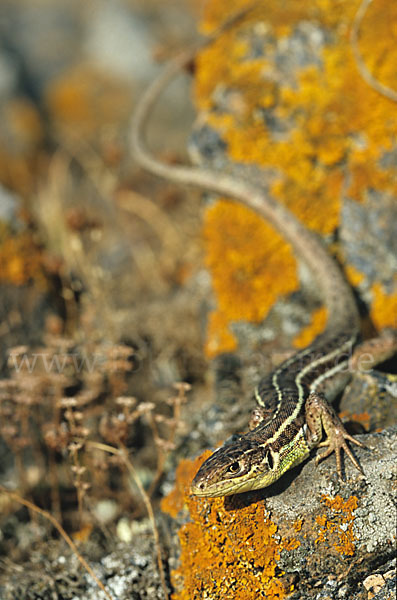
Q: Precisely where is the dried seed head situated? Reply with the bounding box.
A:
[173,382,192,393]
[138,402,155,414]
[154,415,177,427]
[155,438,176,452]
[59,397,78,408]
[71,465,87,475]
[115,396,137,408]
[77,426,90,437]
[68,442,83,453]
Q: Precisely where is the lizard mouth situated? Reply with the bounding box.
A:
[190,476,255,498]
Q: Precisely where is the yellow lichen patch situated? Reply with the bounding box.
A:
[162,452,293,600]
[293,307,328,349]
[0,98,44,196]
[293,518,303,532]
[0,228,45,287]
[196,0,397,355]
[315,494,358,556]
[356,0,397,95]
[205,309,238,358]
[345,264,365,289]
[203,200,298,355]
[370,282,397,330]
[200,1,310,37]
[281,536,300,552]
[339,410,371,432]
[160,452,212,519]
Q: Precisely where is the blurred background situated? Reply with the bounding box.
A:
[0,1,212,596]
[0,0,210,376]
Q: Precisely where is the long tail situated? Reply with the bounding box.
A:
[130,11,359,338]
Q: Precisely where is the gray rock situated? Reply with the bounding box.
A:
[341,194,397,293]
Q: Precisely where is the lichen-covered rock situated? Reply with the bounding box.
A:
[160,3,397,598]
[162,427,397,600]
[191,0,397,357]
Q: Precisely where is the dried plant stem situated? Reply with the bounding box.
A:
[118,442,169,600]
[0,486,114,600]
[72,451,85,528]
[49,449,62,524]
[58,139,172,291]
[84,440,169,600]
[117,189,182,259]
[14,450,27,494]
[147,453,166,499]
[146,384,190,498]
[57,135,180,254]
[145,412,166,498]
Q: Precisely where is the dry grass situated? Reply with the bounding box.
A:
[0,332,192,598]
[0,115,202,599]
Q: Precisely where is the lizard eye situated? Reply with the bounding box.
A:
[227,461,241,474]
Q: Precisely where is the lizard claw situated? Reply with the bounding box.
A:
[315,426,365,481]
[306,391,366,481]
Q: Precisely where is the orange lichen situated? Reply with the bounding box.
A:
[197,0,397,355]
[315,494,358,556]
[370,282,397,330]
[345,264,365,288]
[71,523,93,542]
[339,410,371,432]
[160,453,211,519]
[293,307,328,349]
[293,518,303,533]
[203,199,298,357]
[162,452,296,600]
[281,537,300,552]
[0,98,44,196]
[205,309,238,357]
[0,228,45,287]
[356,0,397,95]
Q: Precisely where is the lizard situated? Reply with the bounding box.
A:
[131,5,397,498]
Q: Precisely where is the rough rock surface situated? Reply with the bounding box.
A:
[0,532,168,600]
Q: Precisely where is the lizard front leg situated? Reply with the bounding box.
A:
[305,391,365,480]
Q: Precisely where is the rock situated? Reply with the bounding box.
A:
[161,428,397,600]
[0,536,168,600]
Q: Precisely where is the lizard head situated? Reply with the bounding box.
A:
[190,437,277,497]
